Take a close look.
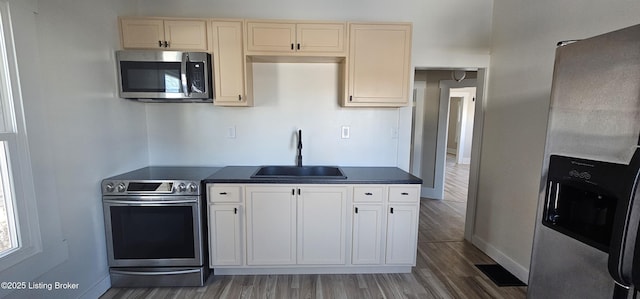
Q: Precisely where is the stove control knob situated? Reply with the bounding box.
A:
[177,183,187,192]
[105,183,115,192]
[117,183,126,192]
[188,182,198,193]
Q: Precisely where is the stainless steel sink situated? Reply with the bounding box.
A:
[251,166,347,179]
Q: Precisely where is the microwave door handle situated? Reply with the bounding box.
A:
[181,53,190,97]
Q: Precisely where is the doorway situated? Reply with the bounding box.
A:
[410,69,486,242]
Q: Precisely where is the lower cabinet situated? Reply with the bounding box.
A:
[209,204,243,266]
[245,185,348,265]
[207,183,420,272]
[385,204,419,265]
[351,204,384,264]
[208,184,244,267]
[297,186,347,265]
[245,186,297,265]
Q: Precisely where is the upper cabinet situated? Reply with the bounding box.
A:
[344,23,412,107]
[245,21,346,56]
[120,17,208,51]
[210,20,253,106]
[118,17,412,108]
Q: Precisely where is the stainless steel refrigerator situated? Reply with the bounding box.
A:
[528,24,640,298]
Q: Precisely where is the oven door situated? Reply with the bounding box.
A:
[103,196,202,267]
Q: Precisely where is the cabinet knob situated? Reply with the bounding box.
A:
[355,207,359,214]
[349,96,353,102]
[297,43,300,50]
[164,41,169,48]
[291,43,294,50]
[158,40,163,47]
[234,208,238,214]
[238,95,242,101]
[390,207,394,214]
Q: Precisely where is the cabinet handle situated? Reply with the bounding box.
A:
[219,192,227,195]
[158,40,163,47]
[401,192,409,195]
[364,192,373,196]
[292,189,295,195]
[297,43,300,50]
[238,95,242,101]
[291,43,294,50]
[390,207,394,214]
[164,41,169,48]
[297,188,301,195]
[355,207,359,214]
[349,96,353,102]
[234,208,238,214]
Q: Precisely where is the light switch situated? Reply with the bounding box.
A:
[341,126,350,139]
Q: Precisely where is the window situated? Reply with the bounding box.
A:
[0,1,41,269]
[0,143,17,255]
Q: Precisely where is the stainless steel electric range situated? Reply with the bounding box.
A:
[101,166,220,287]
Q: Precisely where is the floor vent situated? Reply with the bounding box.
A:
[475,264,527,287]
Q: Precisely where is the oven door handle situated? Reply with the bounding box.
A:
[110,269,202,276]
[103,199,198,205]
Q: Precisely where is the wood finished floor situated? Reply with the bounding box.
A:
[101,156,527,299]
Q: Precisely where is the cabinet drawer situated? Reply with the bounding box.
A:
[388,185,419,203]
[353,186,384,203]
[208,185,243,203]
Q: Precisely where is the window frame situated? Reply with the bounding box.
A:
[0,0,42,271]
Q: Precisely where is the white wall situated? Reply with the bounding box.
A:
[2,0,148,298]
[147,63,401,166]
[473,0,640,282]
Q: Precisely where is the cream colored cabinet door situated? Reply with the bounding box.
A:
[297,186,348,265]
[385,204,419,265]
[245,22,296,53]
[120,18,208,51]
[296,23,345,54]
[245,21,346,55]
[210,21,252,106]
[163,20,208,51]
[246,186,297,265]
[120,18,165,49]
[209,204,243,266]
[352,204,384,265]
[345,23,412,107]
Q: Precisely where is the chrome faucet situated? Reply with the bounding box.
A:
[296,129,303,167]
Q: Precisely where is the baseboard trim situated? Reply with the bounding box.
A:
[80,274,111,299]
[471,235,529,284]
[214,266,412,275]
[420,187,442,200]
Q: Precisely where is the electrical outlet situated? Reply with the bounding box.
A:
[391,127,399,139]
[227,126,236,139]
[341,126,350,139]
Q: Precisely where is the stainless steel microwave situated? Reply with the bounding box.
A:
[116,50,213,102]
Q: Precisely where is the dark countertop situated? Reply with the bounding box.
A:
[203,166,422,184]
[105,166,223,181]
